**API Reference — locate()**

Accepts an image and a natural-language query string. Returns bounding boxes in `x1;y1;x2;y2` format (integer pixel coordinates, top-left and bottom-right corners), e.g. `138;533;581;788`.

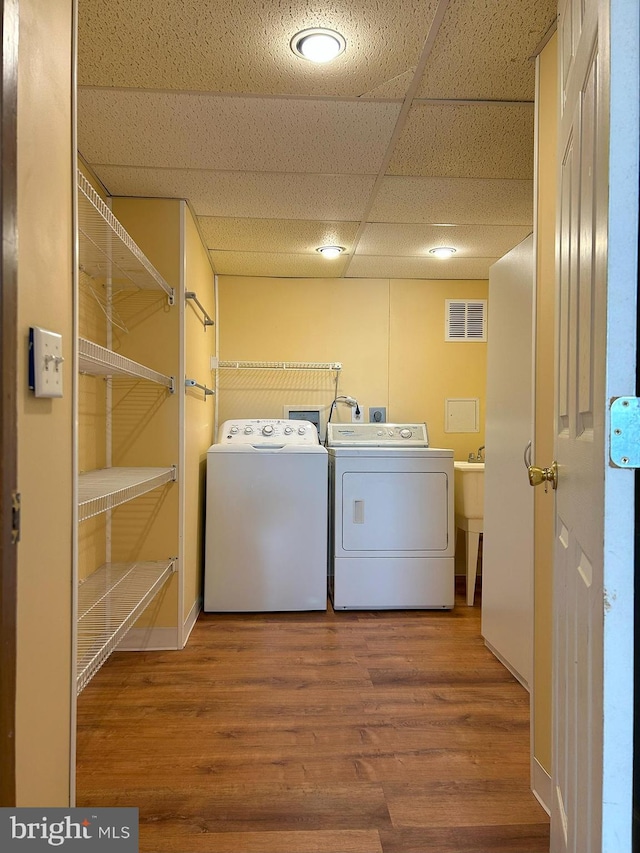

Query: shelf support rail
184;378;215;399
185;291;214;328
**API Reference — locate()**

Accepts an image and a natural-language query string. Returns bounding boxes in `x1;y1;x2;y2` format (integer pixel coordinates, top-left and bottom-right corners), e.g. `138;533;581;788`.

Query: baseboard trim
532;757;552;815
484;638;529;691
183;597;201;647
118;626;180;651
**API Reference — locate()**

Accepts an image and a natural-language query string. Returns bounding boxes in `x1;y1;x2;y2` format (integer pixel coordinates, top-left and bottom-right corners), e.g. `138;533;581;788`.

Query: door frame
0;0;19;808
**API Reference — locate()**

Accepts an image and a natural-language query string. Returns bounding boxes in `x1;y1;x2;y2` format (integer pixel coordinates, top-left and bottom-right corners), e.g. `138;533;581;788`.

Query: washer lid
326;422;429;447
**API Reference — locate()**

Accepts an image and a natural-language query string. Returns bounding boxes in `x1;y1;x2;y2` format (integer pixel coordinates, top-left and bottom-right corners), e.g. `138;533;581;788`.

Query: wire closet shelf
77;171;174;301
78;337;175;390
76;560;176;693
217;360;342;371
78;467;177;522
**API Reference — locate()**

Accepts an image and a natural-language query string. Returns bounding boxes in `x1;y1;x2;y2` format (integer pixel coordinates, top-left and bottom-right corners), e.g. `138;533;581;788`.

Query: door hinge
610;397;640;467
11;491;21;544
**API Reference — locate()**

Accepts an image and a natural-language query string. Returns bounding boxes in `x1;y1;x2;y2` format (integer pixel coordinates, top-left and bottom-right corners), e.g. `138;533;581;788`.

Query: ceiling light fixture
429;247;457;259
317;245;345;259
291;28;346;63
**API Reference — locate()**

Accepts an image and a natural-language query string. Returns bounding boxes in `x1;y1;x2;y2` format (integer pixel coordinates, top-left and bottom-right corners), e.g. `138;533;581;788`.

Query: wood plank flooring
76;581;550;852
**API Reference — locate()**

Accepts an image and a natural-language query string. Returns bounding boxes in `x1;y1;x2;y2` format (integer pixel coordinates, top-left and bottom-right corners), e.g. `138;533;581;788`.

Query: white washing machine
327;422;454;609
204;419;328;612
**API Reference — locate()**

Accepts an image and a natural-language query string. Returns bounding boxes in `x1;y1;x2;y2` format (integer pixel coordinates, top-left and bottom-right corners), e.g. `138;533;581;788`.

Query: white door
552;0;638;850
482;235;534;688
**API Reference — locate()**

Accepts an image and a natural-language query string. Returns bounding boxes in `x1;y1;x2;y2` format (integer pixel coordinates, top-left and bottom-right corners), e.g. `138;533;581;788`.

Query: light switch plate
29;326;64;398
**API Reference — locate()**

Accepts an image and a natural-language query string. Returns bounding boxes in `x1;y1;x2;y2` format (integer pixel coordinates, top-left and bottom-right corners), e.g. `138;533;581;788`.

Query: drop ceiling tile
346;255;497;280
199;217;359;254
210;251;349;278
78;0;439;98
78;89;401;174
369;177;533;226
388;102;534;179
93;166;377;221
415;0;557;100
356;223;531;258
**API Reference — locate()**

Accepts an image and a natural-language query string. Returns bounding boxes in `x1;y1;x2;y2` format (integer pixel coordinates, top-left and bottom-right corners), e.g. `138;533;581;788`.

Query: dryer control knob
244;426;254;435
262;424;274;436
229;426;239;434
400;428;412;438
284;426;294;435
297;426;307;435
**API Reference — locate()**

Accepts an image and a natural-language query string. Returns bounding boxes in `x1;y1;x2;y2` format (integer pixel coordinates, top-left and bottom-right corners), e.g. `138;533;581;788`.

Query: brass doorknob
528;461;558;491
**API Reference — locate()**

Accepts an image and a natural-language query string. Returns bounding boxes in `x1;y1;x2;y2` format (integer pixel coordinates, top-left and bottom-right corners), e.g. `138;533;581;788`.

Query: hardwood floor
76;580;550;852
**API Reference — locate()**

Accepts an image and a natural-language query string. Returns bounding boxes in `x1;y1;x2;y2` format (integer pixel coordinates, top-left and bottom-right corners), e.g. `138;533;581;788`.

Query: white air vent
445;300;487;341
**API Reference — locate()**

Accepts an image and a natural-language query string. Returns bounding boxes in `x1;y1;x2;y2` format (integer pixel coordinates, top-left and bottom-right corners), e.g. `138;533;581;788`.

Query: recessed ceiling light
429;247;457;259
317;245;345;259
291;28;346;63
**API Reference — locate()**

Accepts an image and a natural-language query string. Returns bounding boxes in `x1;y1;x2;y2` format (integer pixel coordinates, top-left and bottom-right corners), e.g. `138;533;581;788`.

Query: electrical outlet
369;407;386;423
351;406;364;423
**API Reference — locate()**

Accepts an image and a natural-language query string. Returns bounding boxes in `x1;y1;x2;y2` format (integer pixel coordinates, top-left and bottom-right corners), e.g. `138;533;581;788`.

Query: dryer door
341;471;448;552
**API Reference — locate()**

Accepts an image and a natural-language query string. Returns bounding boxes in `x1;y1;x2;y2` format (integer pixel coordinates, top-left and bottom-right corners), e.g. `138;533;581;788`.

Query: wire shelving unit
75;170;181;693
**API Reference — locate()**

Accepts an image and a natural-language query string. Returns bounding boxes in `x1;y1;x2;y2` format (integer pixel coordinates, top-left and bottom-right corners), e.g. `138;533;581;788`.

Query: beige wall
109;198;182;629
15;0;73;805
389;279;488;456
533;32;558;778
218;276;487;459
183;207;216;623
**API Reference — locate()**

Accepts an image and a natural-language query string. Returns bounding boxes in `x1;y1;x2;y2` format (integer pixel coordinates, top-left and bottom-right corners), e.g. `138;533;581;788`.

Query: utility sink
454;461;485;519
454;462;485;606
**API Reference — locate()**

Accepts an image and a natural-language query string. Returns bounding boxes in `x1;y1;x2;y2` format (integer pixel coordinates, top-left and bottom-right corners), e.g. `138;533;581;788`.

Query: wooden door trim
0;0;19;807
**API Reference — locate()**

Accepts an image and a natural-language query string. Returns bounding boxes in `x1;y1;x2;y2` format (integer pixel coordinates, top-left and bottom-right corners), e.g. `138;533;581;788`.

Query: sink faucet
477;446;485;461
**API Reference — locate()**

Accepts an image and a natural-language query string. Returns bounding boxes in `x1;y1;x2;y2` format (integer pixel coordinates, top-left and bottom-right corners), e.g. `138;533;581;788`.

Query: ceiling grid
77;0;557;279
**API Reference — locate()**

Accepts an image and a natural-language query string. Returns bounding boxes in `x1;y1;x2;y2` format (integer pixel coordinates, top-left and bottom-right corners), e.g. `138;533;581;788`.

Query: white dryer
327;423;454;609
204;419;328;612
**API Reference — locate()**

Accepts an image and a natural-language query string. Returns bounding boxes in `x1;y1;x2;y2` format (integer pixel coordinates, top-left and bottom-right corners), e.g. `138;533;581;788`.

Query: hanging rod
185;291;214;327
185;378;215;398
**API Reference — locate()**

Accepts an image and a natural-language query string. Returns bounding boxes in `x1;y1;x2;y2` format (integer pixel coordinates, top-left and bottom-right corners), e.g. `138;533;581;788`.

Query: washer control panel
326;422;429;447
218;418;320;445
